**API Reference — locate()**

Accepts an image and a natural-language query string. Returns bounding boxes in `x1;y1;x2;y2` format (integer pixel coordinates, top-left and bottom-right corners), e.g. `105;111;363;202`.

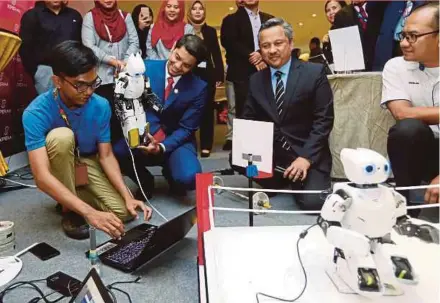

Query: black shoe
201;150;211;158
55;203;63;215
222;140;232;151
137;175;155;200
61;212;90;240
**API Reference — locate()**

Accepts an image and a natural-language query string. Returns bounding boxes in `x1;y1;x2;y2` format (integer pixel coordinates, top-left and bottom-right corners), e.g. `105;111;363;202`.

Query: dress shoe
61;212;90;240
222;140;232;151
201;150;211;158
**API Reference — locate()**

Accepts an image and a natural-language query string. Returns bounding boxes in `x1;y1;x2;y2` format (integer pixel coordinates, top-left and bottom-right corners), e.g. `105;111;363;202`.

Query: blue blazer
145;60;207;154
373;1;423;71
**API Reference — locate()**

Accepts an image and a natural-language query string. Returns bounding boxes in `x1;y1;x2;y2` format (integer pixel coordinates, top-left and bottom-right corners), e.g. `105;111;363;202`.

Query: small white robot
113;53;163;148
318;148;417;298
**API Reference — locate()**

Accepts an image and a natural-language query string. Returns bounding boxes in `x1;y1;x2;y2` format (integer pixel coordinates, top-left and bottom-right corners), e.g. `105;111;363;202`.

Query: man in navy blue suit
114;35;208;196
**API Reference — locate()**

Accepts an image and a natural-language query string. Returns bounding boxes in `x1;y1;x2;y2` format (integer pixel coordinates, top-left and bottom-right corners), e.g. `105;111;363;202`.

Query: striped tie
275;71;285;116
274;71;291;151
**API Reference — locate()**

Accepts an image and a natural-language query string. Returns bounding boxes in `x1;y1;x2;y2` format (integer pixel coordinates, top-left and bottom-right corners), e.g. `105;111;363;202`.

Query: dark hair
132;4;154;27
292;48;301;59
411;2;439;30
50;41;97;77
175;34;208;63
324;0;347;12
310;37;320;45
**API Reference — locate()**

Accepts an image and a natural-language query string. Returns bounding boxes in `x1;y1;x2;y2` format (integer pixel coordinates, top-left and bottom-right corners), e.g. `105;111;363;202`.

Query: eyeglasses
397;30;439;43
61;76;102;93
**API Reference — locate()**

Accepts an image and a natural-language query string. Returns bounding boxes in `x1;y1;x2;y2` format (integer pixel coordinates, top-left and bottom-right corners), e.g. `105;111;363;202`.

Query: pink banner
0;0;35;34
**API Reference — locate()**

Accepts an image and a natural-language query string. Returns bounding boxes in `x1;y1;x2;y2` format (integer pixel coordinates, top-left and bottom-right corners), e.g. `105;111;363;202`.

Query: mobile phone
30;242;60;261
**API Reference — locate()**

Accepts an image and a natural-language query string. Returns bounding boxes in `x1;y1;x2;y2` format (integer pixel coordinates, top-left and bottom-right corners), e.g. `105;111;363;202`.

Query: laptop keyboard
106;227;156;265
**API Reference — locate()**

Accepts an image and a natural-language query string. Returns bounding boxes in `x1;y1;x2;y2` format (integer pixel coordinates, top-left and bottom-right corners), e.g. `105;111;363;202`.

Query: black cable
106;277;140;303
109;286;132;303
0;281;65;303
106;287;118;303
255;224;318;303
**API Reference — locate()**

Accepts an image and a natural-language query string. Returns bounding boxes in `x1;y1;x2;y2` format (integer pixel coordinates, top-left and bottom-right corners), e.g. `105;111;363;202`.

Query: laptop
88;207;197;273
69;268;113;303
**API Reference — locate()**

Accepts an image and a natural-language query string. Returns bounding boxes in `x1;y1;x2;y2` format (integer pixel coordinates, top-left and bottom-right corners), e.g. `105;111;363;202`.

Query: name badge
198;61;207;68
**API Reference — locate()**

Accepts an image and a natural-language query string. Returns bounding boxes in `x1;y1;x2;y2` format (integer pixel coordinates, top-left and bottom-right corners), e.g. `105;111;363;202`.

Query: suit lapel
147;61;166;101
262;69;280;124
281;59;302;122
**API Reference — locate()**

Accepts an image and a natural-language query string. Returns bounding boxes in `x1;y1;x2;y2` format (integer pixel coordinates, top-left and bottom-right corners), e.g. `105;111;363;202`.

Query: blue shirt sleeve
98;101;111;143
22;110;51;151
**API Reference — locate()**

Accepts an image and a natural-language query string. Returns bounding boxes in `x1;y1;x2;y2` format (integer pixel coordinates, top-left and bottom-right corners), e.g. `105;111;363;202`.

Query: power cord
0;280;65;303
106;276;141;303
255;224;318;303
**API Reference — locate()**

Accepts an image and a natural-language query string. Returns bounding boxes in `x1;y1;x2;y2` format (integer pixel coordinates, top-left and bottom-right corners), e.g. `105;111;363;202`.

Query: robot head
125;53;145;77
340;148;391;185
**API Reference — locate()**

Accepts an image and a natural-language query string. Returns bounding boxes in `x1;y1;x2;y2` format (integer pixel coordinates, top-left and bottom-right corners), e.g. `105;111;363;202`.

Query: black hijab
131;4;154;58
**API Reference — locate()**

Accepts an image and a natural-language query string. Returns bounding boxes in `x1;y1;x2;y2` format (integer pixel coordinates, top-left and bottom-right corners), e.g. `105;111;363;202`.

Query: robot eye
364;164;376;175
384;164;389;172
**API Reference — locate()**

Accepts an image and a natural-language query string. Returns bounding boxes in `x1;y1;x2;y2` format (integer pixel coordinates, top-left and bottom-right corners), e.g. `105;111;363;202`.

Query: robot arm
320;189;353;226
114;75;130;122
141;77;163;115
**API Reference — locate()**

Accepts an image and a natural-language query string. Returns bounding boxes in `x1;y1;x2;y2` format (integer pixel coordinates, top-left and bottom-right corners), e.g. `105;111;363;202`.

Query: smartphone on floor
29;242;60;261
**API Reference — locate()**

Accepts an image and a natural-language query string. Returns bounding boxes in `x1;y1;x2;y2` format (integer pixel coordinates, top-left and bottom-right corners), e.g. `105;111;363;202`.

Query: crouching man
22;41;152;240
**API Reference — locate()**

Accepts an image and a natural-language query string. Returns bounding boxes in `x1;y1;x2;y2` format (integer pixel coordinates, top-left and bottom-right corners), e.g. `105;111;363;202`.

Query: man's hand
322;33;330;44
137;134;162;155
85;210;125;240
216;81;223;87
249;52;262;65
125;198;153;221
255;61;267;71
424;175;439;204
283;157;311;182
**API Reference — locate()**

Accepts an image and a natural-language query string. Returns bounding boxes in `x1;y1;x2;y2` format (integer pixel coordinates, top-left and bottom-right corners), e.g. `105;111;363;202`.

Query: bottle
89;227;102;277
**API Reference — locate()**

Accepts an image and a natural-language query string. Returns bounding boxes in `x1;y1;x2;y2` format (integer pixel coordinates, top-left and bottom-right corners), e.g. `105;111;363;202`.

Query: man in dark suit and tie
114;35;208;196
332;0;387;71
239;18;334;210
220;0;273;150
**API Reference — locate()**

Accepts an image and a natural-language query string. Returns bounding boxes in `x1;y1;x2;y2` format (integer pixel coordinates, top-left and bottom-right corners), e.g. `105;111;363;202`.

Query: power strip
0;221;15;253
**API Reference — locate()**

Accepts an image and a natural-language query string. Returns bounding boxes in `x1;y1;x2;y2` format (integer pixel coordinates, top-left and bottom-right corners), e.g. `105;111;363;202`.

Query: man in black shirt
19;1;82;94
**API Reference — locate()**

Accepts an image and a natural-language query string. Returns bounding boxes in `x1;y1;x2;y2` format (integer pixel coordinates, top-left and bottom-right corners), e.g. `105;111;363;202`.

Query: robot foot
391;256;417;284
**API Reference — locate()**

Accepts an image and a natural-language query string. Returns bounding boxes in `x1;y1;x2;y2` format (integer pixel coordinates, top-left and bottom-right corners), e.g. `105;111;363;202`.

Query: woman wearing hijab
322;1;347;64
187;0;224;157
132;4;154;58
146;0;194;60
82;0;142;161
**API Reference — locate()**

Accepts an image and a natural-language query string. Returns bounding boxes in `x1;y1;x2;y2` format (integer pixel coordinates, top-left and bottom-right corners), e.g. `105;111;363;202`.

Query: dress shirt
244;7;261;52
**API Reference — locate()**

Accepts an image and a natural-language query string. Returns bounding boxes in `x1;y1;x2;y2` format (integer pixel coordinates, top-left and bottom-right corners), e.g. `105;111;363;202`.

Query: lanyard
53;89;81;159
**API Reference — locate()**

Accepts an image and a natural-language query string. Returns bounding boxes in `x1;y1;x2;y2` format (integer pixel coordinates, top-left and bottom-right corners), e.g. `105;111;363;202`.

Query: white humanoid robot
318;148;418;298
114;53;163;148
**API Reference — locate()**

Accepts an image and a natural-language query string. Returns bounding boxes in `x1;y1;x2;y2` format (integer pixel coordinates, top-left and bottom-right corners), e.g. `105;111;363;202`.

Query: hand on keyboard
86;210;125;240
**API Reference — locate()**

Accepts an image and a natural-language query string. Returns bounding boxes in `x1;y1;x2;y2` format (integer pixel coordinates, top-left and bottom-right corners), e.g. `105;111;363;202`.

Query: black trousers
387;119;439;205
232;79;249;119
229;151;331;210
94;84;124;143
199;83;216;151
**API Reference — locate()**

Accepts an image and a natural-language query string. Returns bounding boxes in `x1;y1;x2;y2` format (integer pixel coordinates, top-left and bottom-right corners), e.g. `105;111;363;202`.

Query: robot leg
326;226;383;298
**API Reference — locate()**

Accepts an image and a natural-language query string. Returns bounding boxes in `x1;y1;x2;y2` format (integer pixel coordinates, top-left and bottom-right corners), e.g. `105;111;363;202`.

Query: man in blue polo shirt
22;41;151;240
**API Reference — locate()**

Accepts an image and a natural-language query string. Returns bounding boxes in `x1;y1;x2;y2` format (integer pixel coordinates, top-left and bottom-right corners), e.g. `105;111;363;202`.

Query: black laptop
88;207;197;273
69;268;113;303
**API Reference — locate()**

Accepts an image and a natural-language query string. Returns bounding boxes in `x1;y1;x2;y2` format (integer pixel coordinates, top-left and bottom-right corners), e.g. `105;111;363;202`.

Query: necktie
164;77;174;100
275;71;285;116
274;71;291;151
357;5;368;31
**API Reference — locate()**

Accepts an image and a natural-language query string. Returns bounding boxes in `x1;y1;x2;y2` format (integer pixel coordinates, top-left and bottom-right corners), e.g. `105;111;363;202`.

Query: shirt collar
270;58;292;79
354;3;367;12
165;61;182;85
244;7;260;17
42;3;66;15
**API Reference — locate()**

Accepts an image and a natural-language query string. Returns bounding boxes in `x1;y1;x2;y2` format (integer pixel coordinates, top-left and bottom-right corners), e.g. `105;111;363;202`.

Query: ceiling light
312;13;317;17
229;7;234;11
298;22;304;27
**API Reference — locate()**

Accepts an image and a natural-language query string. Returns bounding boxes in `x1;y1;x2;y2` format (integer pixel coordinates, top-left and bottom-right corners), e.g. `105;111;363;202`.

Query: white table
202;225;439;303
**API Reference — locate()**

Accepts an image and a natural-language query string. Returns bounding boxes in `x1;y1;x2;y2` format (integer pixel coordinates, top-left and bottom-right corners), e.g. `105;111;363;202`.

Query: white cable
0;177;37;188
126;140;168;222
212;183;440;195
207;186;216;229
395;184;439;191
407;204;440;210
14;242;39;258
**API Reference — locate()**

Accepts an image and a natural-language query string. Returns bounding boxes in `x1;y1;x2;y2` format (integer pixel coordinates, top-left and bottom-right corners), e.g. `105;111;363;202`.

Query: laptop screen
70;268;113;303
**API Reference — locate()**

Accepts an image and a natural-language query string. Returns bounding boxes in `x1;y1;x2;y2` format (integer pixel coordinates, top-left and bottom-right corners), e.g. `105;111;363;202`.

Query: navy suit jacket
242;58;334;173
373;1;424;71
145;60;207;154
